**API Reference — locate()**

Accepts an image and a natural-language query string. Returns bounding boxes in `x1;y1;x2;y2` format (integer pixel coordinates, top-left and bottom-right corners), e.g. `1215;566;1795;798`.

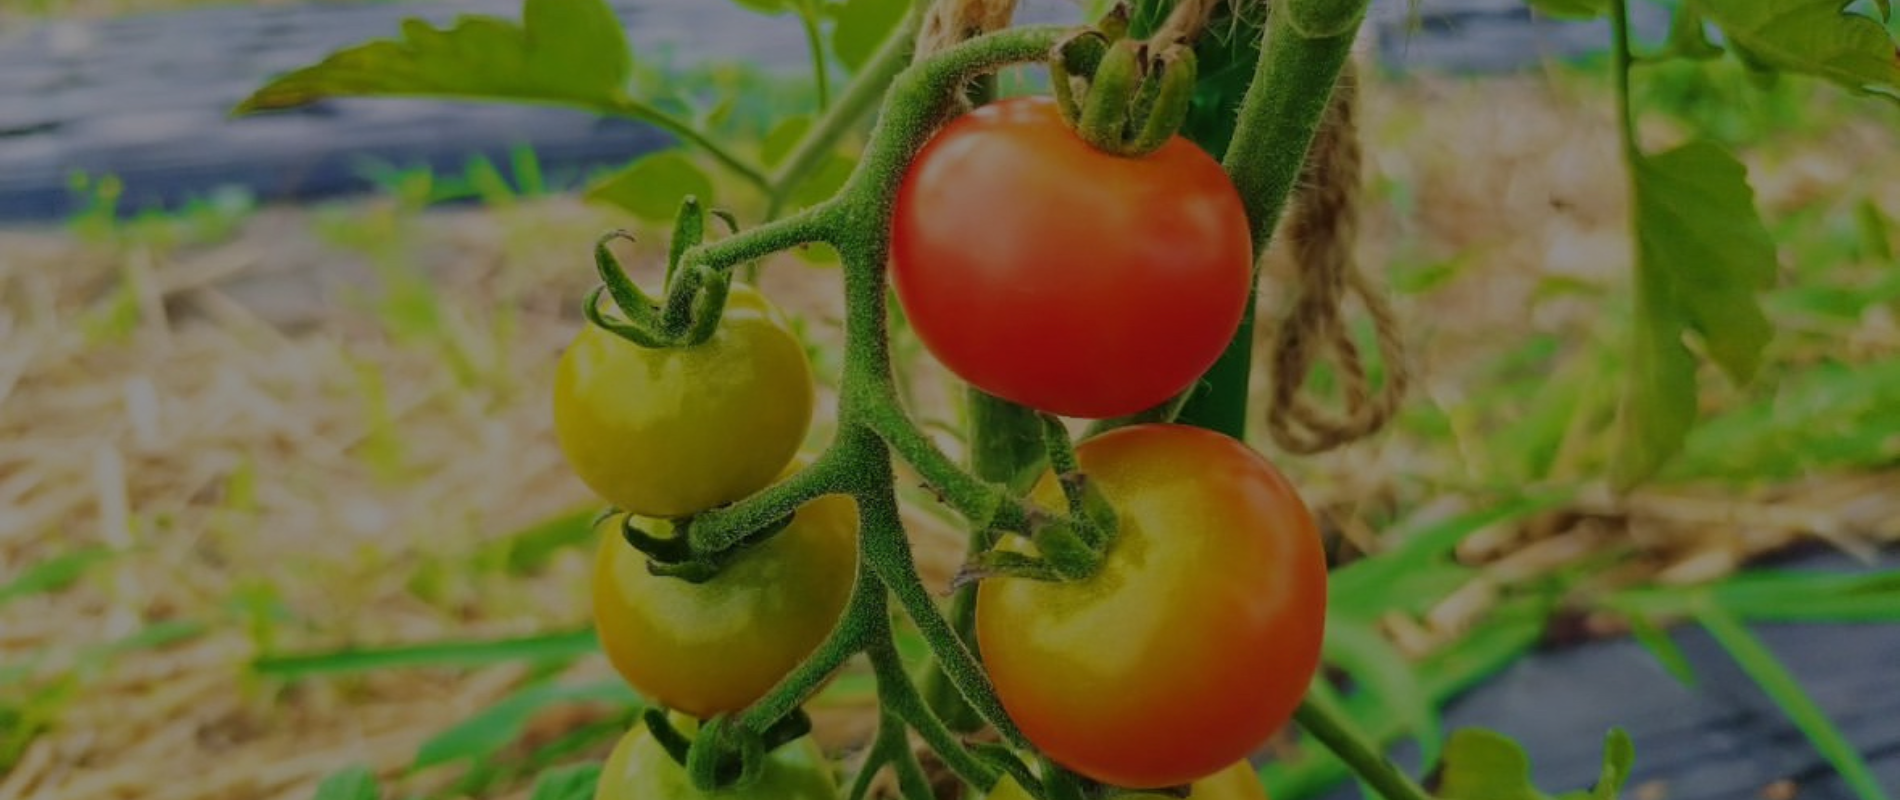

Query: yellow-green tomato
593;488;858;717
554;285;814;518
594;717;837;800
983;760;1267;800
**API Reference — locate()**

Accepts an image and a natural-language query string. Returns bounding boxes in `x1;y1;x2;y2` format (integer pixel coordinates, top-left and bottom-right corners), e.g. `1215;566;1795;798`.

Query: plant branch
1609;0;1642;160
868;633;1003;790
606;97;774;194
736;560;881;733
798;0;833;112
769;8;925;212
1293;692;1433;800
687;443;855;556
1176;0;1366;435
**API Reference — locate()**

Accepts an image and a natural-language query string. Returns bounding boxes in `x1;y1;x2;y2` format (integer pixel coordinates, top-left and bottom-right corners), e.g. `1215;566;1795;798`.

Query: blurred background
1;1;1898;799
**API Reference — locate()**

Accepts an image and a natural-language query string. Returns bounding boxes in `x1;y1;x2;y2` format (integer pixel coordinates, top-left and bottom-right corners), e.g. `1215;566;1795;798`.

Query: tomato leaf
311;767;380;800
1665;7;1724;60
414;680;638;769
762;115;815;168
586;151;716;222
527;764;604;800
1615;141;1776;487
235;0;632;114
830;0;906;73
1687;0;1900;100
1525;0;1607;20
1436;729;1542;800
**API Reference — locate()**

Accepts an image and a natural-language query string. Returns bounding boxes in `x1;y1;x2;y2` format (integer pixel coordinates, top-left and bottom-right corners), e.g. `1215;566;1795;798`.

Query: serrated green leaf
236;0;632;114
762;116;814;167
529;764;604;800
831;0;907;72
1322;617;1443;771
1666;7;1724;60
1688;0;1900;99
1615;141;1776;486
587;151;715;222
415;680;638;768
1526;0;1607;20
311;767;380;800
1438;729;1541;800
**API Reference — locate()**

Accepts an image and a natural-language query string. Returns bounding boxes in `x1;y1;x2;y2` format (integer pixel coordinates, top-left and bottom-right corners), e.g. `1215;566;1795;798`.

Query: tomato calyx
617;512;798;584
642;707;818;793
953;417;1124;587
587;198;750;350
1049;24;1198;158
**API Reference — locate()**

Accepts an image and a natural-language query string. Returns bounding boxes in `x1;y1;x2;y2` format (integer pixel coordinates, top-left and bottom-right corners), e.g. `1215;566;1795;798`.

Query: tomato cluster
556;82;1324;800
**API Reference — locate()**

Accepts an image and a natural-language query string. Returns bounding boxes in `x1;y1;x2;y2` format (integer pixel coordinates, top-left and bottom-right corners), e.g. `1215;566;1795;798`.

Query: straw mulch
2;72;1898;800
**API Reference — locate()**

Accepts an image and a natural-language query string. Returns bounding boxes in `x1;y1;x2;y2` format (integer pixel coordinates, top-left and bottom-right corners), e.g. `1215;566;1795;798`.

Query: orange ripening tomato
976;424;1327;789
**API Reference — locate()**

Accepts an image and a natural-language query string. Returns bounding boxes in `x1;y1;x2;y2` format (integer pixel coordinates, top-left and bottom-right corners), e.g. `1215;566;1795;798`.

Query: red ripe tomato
975;424;1327;789
890;96;1253;419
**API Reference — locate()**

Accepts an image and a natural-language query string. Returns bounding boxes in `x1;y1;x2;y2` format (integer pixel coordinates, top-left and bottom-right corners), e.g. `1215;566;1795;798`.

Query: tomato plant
236;0;1900;793
890;96;1253;419
593;483;858;718
976;424;1327;789
595;715;838;800
552;284;814;519
985;760;1268;800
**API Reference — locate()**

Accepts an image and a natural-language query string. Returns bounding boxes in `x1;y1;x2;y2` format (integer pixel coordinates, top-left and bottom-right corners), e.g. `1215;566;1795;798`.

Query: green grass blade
1324;616;1444;771
311;767;381;800
415;679;637;769
1696;603;1893;800
0;548;113;608
254;629;597;679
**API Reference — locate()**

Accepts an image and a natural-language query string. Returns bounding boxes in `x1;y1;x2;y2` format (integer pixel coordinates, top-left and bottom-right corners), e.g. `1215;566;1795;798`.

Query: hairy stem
869;632;1002;790
736;560;881;732
1175;0;1365;436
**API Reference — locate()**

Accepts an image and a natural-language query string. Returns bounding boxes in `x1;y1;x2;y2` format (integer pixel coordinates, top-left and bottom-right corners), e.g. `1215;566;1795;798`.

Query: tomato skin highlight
984;760;1268;800
553;285;814;519
592;487;858;718
890;96;1254;419
594;716;838;800
975;424;1327;789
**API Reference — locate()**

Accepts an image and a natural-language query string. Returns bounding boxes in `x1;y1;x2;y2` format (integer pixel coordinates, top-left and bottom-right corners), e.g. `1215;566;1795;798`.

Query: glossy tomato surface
975;424;1326;789
984;760;1267;800
594;716;837;800
593;485;857;717
890;96;1253;419
554;285;813;518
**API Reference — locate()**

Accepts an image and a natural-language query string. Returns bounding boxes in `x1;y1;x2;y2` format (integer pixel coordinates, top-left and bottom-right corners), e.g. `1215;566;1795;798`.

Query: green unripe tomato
594;716;838;800
553;285;814;518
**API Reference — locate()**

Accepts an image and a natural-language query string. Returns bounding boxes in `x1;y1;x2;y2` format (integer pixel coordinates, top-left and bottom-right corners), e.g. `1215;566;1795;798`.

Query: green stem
687;444;853;556
1609;0;1642;161
797;0;833;112
869;634;1002;790
770;8;922;211
1293;694;1433;800
860;476;1027;747
864;398;1027;534
1175;0;1366;437
607;97;773;195
735;560;881;733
